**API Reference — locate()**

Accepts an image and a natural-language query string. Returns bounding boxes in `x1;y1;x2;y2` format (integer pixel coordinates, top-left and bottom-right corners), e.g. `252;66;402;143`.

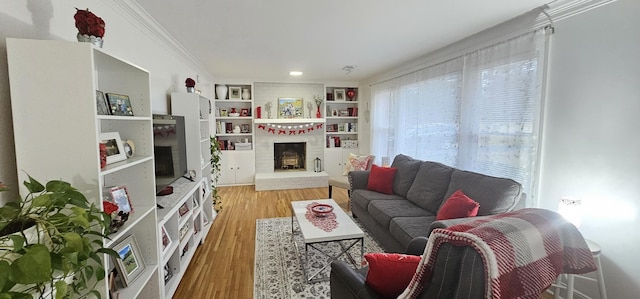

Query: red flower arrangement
185;78;196;88
103;200;119;215
74;8;105;37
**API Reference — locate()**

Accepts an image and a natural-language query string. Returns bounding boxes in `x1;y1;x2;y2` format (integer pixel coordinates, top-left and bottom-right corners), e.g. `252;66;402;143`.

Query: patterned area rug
254;217;384;298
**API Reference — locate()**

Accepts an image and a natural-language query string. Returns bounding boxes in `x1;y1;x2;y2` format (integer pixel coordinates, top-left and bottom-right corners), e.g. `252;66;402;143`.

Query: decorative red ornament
346;88;356;100
103;200;119;215
185;78;196;87
74;8;106;37
258;124;266;130
278;130;286;135
298;129;306;134
268;128;275;134
289;130;296;135
307;127;314;132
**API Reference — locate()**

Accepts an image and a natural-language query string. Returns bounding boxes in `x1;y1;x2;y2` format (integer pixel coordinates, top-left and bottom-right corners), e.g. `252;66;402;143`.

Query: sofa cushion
365;253;421;299
368;200;431;228
367;164;397;195
351;189;405;212
442;170;522;216
406;161;455;213
342;153;373;175
389;216;437;249
390;154;423;197
436;190;480;220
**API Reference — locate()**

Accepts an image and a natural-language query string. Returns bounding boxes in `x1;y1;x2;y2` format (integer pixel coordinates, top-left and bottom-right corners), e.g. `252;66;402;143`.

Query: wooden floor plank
173;185;346;298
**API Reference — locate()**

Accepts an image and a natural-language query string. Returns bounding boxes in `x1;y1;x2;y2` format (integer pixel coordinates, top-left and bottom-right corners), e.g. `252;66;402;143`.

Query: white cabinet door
324;148;345;177
218;150;255;185
235;151;255;184
219;151;237;185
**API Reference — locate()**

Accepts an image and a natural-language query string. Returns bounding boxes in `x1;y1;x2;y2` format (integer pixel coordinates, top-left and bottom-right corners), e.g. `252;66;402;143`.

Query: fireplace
274;142;306;171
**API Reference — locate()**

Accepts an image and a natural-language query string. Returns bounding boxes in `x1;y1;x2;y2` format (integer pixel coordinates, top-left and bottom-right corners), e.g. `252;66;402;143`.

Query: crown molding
545;0;617;22
101;0;212;78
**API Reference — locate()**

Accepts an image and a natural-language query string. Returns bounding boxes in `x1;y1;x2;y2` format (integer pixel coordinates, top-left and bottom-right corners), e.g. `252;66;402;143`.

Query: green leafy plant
0;176;117;299
210;136;223;213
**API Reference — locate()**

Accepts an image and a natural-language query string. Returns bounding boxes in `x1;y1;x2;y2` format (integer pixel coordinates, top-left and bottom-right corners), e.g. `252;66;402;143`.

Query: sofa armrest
349;170;370;190
406;236;430;255
428;215;497;235
330;261;381;299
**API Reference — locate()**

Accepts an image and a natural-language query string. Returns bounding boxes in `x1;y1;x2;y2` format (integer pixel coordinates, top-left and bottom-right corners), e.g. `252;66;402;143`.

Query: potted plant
0;176;117;299
210;136;223;213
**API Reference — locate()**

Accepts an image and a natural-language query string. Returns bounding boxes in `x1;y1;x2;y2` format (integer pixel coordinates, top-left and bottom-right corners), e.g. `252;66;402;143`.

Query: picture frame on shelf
203;212;210;225
334;89;346;101
240;108;249;117
278;98;304;119
100;132;127;164
164;263;173;284
108;186;133;213
96;90;110;115
106;93;134;116
241;124;250;133
229;87;242;100
179;222;190;241
161;225;172;254
178;202;189;217
112;234;146;287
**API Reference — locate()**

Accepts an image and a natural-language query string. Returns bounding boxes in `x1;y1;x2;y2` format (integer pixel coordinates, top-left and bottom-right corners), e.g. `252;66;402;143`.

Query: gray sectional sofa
349;154;524;253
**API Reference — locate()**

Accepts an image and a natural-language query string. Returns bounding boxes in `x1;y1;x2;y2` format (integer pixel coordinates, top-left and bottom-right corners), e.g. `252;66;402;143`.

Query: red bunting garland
255;123;323;134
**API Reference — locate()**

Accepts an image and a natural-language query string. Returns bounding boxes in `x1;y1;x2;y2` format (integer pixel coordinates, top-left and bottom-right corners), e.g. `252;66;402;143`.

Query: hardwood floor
172;185;554;299
172;185;350;298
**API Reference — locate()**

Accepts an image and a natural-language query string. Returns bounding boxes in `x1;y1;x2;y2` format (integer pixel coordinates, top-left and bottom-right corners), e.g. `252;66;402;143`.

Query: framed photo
100;132;127;164
108;186;133;213
229;87;242;100
334;89;346;101
112;235;146;287
96;90;110;115
277;98;304;119
178;202;189;217
106;93;134;116
240;108;249;117
161;225;172;254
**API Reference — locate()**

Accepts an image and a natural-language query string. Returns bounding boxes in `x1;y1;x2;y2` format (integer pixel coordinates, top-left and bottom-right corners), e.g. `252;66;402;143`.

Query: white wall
0;0;213;203
538;0;640;297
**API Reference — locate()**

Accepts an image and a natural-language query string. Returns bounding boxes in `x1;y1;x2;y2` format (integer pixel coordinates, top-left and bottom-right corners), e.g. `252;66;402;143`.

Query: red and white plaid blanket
398;208;596;299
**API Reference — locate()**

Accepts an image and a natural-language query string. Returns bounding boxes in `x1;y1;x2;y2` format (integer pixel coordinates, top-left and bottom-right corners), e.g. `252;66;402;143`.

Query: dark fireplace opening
274;142;306;171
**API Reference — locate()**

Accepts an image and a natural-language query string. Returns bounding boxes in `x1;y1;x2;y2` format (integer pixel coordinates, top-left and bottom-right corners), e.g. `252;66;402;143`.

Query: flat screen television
153;114;188;195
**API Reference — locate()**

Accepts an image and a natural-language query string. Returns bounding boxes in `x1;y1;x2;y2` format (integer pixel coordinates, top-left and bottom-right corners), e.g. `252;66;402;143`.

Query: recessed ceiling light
289;71;303;76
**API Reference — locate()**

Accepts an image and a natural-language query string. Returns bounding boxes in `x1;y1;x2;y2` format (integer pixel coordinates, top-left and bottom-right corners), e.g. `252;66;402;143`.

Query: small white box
235;142;252;150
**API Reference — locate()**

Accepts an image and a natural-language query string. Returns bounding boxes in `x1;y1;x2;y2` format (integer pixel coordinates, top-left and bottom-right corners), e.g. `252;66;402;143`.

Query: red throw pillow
366;164;397;195
436;190;480;220
365;253;421;299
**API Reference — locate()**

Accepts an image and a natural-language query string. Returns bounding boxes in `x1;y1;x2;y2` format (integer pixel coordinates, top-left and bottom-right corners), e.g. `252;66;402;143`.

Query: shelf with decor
214;83;255;154
155;177;209;299
324;86;359;150
7;38;159;298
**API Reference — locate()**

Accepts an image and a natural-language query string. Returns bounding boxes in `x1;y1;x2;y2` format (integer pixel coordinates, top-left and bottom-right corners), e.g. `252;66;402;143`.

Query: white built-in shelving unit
7;38;159;298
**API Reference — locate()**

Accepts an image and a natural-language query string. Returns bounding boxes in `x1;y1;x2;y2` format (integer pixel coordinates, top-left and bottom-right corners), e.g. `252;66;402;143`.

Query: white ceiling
134;0;550;82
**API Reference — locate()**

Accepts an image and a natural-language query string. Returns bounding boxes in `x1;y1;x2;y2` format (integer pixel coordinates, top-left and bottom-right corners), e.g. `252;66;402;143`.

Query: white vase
216;85;228;100
242;88;251;100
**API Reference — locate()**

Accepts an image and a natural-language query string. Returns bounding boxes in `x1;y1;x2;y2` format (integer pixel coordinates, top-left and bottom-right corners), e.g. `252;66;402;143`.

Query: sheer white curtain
371;29;548;200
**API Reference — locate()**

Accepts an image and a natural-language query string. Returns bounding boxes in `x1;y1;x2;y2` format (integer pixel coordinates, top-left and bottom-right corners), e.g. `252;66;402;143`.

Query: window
372;30;547;201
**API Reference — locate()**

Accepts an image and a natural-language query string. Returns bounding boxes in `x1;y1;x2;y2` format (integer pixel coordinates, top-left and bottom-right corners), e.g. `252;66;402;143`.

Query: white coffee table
290;198;364;283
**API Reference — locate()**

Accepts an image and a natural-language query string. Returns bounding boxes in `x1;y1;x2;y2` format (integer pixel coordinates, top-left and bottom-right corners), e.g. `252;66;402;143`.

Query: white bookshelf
7;38;159;298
